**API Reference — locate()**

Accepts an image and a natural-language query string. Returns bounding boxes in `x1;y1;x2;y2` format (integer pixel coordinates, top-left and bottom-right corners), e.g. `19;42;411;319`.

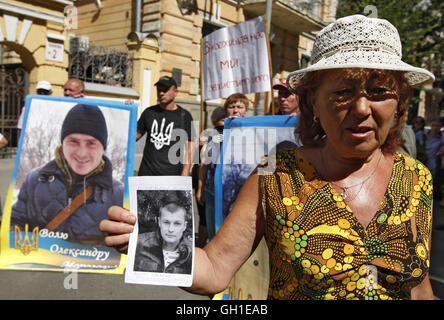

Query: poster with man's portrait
0;95;138;274
125;176;194;287
213;115;300;300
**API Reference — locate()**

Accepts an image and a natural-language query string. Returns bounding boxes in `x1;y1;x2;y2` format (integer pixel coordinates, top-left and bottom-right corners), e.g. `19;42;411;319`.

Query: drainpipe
136;0;142;33
265;0;272;32
257;0;273;115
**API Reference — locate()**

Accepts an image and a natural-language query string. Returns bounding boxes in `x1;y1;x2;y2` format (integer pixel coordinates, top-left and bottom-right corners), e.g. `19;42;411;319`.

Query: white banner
202;16;271;100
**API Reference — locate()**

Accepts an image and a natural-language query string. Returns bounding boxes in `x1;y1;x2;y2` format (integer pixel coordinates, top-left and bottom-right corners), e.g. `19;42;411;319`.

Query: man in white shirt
17;80;53;130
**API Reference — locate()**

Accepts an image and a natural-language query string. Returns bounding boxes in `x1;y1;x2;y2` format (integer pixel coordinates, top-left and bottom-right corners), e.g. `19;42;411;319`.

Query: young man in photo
10;104;123;245
134;192;192;274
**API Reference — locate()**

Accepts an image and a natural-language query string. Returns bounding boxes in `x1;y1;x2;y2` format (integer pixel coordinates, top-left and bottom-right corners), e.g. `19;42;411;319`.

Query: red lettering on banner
203;32;264;56
208;75;269;92
252;74;269;82
250;32;264;41
220;58;240;70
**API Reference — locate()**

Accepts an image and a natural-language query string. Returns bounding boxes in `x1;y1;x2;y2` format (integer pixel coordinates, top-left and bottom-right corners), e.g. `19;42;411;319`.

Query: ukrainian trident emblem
150;118;174;150
14;224;39;255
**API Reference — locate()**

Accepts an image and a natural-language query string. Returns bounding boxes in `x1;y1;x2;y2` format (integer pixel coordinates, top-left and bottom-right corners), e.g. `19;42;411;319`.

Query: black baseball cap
155;76;177;88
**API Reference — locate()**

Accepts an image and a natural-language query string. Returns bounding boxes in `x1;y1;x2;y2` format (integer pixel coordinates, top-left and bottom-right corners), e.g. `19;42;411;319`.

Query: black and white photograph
125;176;194;287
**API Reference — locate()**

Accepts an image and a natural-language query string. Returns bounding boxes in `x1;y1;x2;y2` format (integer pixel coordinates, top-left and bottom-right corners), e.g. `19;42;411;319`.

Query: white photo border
125;176;194;287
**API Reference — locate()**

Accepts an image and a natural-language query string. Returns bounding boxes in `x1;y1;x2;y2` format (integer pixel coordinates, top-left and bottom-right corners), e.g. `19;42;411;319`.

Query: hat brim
273;84;288;90
155;79;177;88
36;85;52;91
287;50;435;91
155;81;173;87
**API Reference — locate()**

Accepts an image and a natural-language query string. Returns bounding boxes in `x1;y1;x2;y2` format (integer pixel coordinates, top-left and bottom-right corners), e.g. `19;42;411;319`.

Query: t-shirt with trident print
137;104;193;176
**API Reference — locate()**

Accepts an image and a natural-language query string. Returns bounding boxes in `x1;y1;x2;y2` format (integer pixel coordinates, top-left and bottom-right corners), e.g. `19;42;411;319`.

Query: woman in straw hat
100;15;435;299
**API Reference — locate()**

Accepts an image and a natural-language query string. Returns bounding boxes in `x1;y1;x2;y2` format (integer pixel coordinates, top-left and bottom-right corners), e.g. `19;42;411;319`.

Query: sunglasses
37;89;51;95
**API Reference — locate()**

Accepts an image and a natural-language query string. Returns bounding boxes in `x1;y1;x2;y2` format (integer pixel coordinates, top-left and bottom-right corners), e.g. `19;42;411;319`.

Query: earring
313;115;319;123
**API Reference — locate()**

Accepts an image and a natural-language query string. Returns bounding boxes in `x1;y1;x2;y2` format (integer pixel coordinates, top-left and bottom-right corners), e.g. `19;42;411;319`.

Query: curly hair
293;68;413;153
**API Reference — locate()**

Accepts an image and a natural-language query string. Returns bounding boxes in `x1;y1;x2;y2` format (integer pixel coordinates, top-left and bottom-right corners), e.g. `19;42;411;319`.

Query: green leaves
336;0;444;100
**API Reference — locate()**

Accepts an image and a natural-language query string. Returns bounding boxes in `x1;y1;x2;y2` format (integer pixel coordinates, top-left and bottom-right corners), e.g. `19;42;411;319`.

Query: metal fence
0;64;27;156
68;38;134;88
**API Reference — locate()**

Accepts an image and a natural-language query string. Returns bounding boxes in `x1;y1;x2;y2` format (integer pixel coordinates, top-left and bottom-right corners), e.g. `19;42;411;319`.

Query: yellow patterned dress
262;149;433;300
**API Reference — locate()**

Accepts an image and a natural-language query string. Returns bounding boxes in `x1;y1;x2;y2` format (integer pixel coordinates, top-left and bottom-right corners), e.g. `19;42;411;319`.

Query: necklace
319;149;383;202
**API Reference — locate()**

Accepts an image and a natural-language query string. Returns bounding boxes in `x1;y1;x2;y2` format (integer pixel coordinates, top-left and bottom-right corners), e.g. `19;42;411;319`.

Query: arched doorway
0;44;29;157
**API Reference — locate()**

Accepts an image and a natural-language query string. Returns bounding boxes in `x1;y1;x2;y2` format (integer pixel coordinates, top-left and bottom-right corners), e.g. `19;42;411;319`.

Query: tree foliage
336;0;444;89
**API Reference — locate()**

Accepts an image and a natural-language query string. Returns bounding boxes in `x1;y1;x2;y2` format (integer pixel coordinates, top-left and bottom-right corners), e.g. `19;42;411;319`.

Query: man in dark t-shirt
137;76;194;176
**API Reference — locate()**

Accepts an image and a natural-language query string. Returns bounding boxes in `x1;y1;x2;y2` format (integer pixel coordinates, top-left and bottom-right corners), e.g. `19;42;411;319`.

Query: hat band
313;44;400;64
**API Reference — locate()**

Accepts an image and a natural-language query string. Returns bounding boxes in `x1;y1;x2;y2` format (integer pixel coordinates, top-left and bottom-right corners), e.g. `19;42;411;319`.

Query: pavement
1;147;444;300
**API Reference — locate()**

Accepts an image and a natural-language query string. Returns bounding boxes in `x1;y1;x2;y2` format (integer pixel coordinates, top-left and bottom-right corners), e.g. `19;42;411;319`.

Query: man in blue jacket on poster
10;104;123;245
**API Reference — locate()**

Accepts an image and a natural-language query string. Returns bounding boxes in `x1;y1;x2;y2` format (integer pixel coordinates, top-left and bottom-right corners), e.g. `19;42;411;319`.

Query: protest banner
212;115;300;299
0;95;137;274
200;16;274;125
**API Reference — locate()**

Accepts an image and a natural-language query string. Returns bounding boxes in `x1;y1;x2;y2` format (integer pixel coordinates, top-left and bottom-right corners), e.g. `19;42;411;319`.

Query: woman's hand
99;206;136;253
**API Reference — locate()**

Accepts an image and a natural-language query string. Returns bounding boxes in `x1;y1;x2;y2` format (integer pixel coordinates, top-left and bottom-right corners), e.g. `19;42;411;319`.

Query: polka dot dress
262;149;433;300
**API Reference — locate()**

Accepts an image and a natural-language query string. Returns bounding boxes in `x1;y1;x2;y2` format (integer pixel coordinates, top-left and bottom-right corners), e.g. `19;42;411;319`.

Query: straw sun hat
287;14;435;91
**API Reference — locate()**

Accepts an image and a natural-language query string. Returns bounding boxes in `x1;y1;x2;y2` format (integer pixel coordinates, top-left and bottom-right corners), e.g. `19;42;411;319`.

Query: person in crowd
64;78;85;98
416;118;444;200
197;95;250;240
0;132;8;210
273;80;300;115
223;93;249;119
196;106;229;240
192;137;207;248
136;76;194;176
100;15;435;299
36;80;53;96
0;132;8;149
11;104;123;244
412;116;426;134
192;107;225;248
134;192;192;274
19;78;85;130
17;80;53;130
270;80;303;146
413;116;428;164
396;109;416;158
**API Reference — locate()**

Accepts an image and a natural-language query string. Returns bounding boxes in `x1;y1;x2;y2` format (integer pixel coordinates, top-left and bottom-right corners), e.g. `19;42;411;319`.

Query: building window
68;37;133;88
202;21;219;37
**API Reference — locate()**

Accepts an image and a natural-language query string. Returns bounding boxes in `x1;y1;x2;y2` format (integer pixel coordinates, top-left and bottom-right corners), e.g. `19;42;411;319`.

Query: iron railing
68;38;133;88
0;64;27;156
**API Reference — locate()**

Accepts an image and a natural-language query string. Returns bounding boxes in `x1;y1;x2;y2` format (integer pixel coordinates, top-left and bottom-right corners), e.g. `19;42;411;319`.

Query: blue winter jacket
10;156;123;244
